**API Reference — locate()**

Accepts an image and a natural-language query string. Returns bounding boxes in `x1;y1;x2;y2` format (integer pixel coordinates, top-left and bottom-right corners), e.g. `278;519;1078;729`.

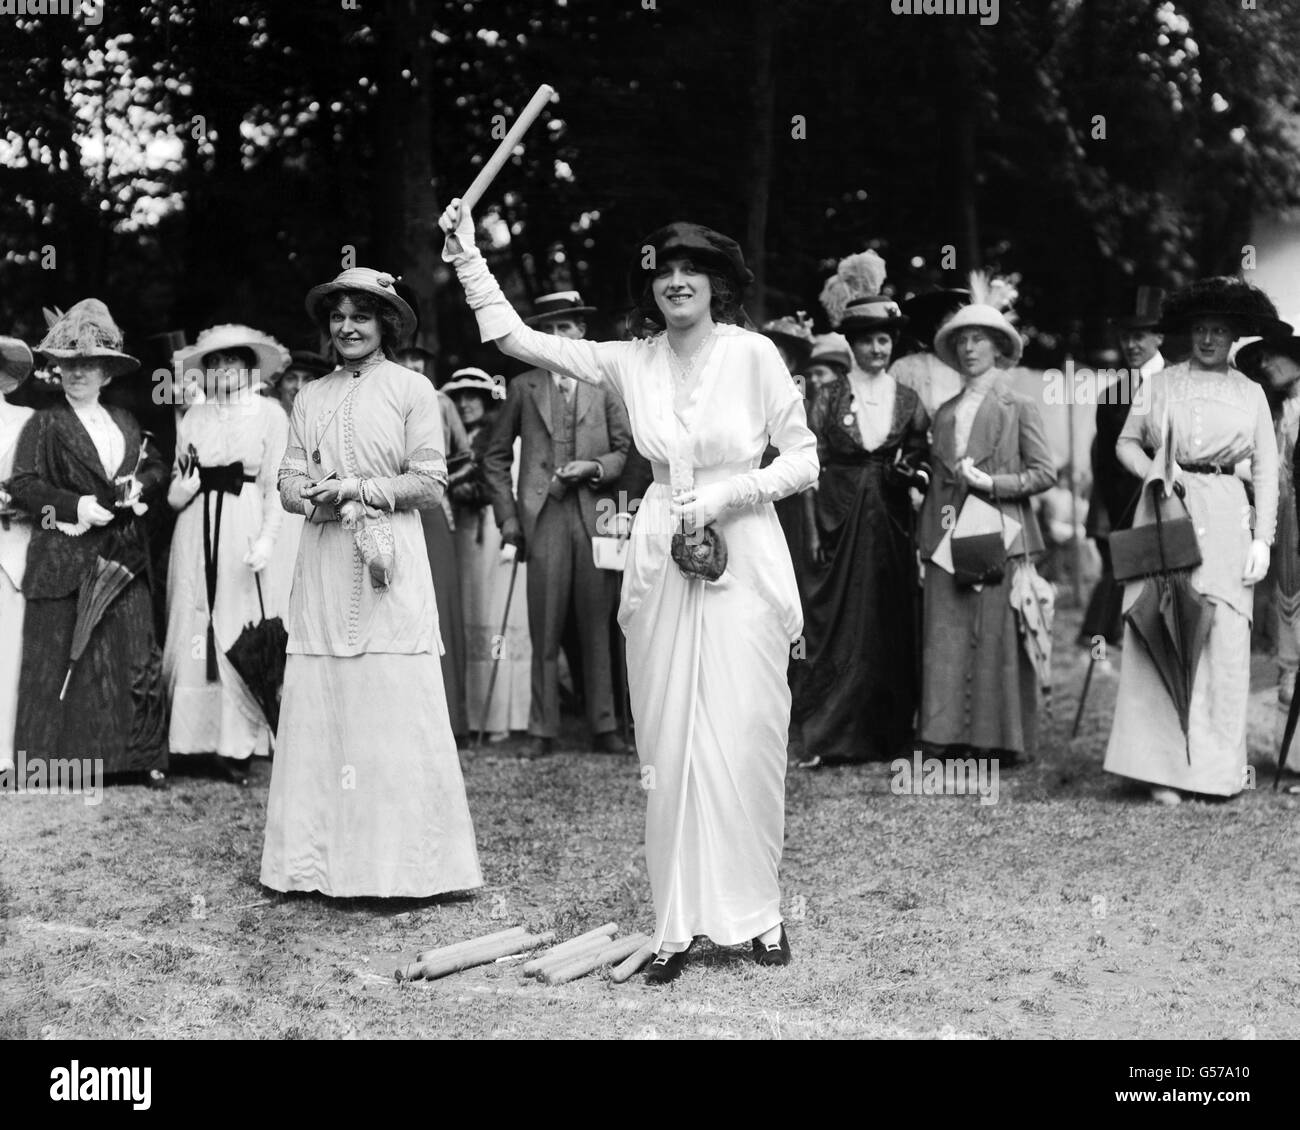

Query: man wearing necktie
482;291;632;757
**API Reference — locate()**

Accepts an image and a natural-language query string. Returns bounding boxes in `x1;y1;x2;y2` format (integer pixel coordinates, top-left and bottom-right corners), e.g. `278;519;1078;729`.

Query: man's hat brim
525;306;597;326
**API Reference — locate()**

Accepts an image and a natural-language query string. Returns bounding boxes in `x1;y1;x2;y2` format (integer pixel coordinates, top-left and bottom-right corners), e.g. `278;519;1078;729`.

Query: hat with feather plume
933;271;1023;371
1156;276;1291;339
36;298;140;377
819;251;907;334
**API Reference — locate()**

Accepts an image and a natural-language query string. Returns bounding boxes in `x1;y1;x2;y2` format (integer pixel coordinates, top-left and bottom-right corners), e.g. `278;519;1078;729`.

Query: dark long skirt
421;505;467;736
919;566;1038;756
792;465;918;761
16;578;168;773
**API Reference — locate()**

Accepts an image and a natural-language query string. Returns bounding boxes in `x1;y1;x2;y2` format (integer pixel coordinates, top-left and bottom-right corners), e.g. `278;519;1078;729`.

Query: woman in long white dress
163;326;290;782
0;337;35;776
441;203;818;982
444;367;531;738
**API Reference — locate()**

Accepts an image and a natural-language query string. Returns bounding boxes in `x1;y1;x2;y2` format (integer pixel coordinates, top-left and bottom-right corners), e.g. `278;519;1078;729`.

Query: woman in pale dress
260;267;481;898
444;367;531;739
0;337;35;777
163;326;290;783
441;202;818;982
1104;278;1283;803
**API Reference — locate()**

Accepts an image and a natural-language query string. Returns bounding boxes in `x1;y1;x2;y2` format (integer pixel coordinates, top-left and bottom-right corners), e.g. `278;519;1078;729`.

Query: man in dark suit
1079;286;1165;652
483;291;632;757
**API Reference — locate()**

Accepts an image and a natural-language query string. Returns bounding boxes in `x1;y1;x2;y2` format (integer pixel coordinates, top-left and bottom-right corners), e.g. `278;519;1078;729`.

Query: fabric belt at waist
199;462;257;494
1180;462;1234;475
650;461;754;487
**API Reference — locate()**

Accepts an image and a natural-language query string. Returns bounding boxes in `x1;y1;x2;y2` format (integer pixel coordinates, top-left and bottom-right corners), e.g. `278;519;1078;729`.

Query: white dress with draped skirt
471;317;818;950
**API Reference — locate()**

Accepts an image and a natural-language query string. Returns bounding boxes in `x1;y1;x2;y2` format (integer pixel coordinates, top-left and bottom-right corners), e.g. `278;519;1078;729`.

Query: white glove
438;197;477;260
77;495;113;527
168;466;201;511
1243;539;1270;585
243;535;274;573
670;481;736;532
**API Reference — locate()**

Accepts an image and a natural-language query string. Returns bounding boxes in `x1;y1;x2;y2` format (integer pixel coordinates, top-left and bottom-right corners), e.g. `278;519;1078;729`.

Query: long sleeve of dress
445;242;628;392
728;341;820;508
279;393;314;517
989;398;1056;500
9;412;82;524
1249;384;1279;546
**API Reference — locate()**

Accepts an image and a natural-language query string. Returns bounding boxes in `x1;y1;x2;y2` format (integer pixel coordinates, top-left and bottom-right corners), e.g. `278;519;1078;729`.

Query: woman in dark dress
794;301;930;766
10;300;169;785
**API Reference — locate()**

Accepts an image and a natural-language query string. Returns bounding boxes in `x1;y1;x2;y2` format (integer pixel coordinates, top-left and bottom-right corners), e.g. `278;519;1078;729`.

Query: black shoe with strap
643;946;691;986
752;925;791;967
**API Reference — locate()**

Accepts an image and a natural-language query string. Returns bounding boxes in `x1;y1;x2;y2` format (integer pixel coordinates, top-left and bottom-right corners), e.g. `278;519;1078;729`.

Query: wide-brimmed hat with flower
933;272;1024;371
1157;276;1292;339
442;366;505;401
761;311;815;359
0;336;34;388
807;332;853;374
305;267;417;340
173;324;291;384
37;299;140;377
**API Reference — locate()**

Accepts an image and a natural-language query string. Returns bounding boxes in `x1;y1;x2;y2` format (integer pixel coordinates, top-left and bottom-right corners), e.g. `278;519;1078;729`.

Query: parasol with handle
225;558;289;736
60;526;148;701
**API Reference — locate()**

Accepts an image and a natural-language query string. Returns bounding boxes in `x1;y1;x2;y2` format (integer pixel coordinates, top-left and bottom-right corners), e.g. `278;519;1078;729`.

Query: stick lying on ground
609;941;655;985
415;925;528;966
395;928;554;982
542;933;651;986
522;922;619;978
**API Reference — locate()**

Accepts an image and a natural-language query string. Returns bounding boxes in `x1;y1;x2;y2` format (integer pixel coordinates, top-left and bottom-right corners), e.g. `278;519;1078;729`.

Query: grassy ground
2;604;1298;1040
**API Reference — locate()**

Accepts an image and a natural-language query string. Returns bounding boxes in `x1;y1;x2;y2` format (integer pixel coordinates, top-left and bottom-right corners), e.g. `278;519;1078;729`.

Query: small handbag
671;524;728;581
1110;483;1201;581
951;530;1006;587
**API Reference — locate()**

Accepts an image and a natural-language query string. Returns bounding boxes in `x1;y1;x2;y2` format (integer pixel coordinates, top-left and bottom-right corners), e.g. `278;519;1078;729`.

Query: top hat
1156;277;1292;339
1110;285;1166;331
37;299;140;378
173;324;291;383
305;267;417;340
525;291;597;326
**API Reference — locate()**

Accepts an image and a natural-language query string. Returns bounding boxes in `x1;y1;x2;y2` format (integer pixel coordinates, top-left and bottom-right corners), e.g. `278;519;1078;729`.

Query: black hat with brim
1234;335;1300;380
632;222;754;297
1156;277;1292;339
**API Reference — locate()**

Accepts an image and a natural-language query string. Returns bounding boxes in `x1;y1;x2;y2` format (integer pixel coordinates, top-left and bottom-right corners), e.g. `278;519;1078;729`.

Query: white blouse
72;399;125;478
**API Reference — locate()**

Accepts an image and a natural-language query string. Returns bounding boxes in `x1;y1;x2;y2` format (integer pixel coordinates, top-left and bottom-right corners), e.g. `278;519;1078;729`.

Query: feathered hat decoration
967;270;1020;318
819;250;888;329
37;298;140;377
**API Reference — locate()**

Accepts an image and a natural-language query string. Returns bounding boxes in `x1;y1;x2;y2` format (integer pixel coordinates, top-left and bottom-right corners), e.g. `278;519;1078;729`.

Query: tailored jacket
917;376;1056;561
483;367;632;545
9;403;167;600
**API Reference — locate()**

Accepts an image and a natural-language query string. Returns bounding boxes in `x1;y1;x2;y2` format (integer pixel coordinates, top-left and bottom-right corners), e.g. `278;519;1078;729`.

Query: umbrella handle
476;556;520;749
248;537;267;619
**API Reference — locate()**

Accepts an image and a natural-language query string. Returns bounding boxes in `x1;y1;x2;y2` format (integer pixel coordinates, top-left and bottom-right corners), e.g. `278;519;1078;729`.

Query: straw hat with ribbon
305;268;417;341
172;325;291;384
933;271;1024;371
442;366;505;401
36;299;140;378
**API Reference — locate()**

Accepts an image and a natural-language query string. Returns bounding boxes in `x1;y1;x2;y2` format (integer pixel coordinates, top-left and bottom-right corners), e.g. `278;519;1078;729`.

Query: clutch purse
951;531;1006;587
670;524;727;581
1110;487;1201;581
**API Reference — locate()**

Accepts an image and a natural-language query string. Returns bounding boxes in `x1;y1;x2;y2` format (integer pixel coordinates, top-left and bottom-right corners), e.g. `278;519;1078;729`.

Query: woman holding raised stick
440;200;818;984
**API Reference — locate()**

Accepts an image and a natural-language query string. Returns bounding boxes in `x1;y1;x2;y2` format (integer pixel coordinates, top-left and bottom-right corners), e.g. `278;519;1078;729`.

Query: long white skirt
626;565;788;951
260;652;483;898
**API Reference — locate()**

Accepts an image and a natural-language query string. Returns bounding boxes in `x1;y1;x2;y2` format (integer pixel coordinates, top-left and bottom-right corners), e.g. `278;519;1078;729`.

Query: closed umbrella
225;573;288;735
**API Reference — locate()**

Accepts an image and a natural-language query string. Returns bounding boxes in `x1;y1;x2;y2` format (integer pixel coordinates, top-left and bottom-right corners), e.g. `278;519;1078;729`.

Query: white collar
1140;352;1164;379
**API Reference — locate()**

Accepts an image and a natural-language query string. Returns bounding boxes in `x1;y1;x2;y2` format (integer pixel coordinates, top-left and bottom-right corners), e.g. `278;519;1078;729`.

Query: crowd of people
1;207;1297;982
